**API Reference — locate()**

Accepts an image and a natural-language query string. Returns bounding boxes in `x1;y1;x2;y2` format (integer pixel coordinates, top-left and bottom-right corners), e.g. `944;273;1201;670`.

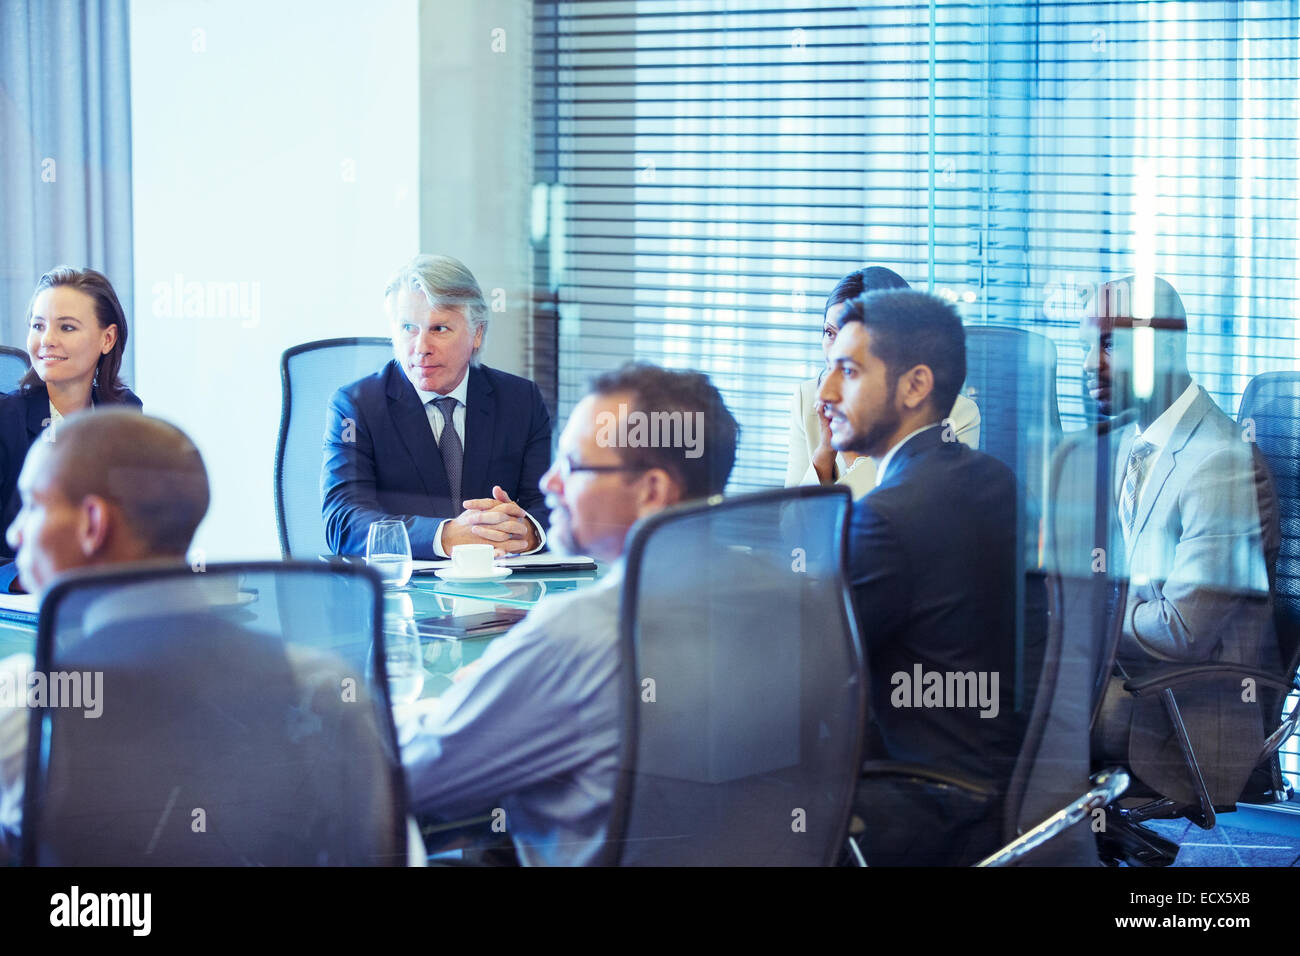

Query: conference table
0;563;603;864
381;565;602;701
0;564;604;702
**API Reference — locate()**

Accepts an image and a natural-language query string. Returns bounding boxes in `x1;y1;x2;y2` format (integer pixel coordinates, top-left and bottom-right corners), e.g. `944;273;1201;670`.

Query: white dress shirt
415;371;546;558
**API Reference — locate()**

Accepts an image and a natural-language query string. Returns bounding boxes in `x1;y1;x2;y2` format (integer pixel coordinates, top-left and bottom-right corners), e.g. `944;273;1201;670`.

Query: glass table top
0;567;604;704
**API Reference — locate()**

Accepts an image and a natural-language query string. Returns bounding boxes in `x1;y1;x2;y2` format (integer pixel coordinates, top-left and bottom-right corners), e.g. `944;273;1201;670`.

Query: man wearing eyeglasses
399;362;739;865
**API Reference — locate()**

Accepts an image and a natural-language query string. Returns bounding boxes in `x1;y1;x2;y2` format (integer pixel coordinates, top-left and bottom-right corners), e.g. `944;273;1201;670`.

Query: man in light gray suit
1084;276;1280;810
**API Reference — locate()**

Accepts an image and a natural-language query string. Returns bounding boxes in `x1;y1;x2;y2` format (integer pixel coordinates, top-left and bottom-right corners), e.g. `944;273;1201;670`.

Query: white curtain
0;0;133;382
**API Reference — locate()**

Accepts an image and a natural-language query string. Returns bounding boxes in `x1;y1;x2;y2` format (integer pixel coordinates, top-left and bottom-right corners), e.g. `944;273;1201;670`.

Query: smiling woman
0;267;143;579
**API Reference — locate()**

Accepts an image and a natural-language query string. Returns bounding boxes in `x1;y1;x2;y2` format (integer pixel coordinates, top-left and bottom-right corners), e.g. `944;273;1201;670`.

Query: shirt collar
875;423;941;488
1134;381;1199;453
415;368;470;409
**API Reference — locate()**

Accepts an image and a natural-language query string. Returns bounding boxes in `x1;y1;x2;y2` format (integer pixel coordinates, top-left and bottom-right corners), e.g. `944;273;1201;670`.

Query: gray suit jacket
1105;386;1280;805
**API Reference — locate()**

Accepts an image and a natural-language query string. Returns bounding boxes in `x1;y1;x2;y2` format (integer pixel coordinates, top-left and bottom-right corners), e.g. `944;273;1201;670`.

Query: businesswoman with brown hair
0;266;143;583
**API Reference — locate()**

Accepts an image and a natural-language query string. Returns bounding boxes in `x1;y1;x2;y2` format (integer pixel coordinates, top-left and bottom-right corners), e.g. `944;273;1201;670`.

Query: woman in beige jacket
786;266;981;497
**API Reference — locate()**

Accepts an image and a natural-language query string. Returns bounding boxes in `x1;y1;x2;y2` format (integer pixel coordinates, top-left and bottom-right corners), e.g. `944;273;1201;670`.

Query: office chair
965;327;1064;723
603;486;866;866
21;562;409;866
1011;419;1134;865
276;337;393;557
1237;373;1300;802
0;346;32;394
962;326;1063;493
1074;386;1300;866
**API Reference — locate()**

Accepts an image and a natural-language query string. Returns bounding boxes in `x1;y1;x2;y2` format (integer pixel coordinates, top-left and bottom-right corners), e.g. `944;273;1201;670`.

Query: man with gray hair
323;254;551;559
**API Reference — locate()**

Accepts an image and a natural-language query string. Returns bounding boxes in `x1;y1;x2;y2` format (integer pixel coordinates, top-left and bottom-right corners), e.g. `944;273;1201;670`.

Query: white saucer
434;567;513;584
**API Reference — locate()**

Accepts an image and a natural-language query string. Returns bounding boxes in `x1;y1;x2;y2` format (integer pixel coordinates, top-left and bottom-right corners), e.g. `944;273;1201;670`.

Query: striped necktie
1119;437;1155;537
432;397;463;508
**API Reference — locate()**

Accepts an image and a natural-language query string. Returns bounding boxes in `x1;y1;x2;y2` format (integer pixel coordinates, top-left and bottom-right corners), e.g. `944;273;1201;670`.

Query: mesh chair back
0;346;32;394
607;487;865;866
1239;372;1300;675
21;562;407;866
965;328;1062;723
1003;422;1128;864
277;338;393;557
1238;373;1300;784
963;326;1063;498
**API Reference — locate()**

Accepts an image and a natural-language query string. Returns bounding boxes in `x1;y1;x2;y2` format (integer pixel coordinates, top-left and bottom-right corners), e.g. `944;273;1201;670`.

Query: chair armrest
859;761;995;798
1124;664;1298;697
975;768;1130;867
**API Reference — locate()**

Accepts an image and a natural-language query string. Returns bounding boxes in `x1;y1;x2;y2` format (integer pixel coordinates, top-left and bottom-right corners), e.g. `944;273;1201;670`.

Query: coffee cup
451;543;496;577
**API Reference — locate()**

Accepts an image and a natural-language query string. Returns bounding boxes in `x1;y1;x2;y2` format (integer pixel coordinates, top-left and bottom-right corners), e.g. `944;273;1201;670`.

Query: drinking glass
382;616;425;705
366;520;413;588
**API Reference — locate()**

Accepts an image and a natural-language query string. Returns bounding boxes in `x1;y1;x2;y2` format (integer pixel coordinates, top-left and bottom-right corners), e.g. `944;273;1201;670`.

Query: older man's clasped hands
439;485;540;556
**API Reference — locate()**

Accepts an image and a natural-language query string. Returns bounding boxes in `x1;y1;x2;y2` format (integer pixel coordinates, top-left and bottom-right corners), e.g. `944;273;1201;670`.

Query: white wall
130;0;421;559
418;0;534;375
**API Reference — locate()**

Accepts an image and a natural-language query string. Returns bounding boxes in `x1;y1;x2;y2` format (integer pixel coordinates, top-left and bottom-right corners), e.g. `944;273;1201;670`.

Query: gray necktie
1119;438;1155;537
432;397;463;508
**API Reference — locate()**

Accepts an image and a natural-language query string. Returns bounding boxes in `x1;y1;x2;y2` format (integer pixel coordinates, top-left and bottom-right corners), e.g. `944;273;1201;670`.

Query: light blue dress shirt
398;564;622;866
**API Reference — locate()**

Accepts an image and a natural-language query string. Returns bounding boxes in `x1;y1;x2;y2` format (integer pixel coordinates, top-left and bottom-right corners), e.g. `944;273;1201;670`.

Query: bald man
0;411;410;865
0;410;210;856
7;409;208;597
1080;277;1280;816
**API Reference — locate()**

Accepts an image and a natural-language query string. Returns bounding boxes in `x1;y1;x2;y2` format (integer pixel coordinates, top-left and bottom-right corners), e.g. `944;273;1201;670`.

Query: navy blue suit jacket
0;383;143;564
849;425;1023;790
321;360;552;559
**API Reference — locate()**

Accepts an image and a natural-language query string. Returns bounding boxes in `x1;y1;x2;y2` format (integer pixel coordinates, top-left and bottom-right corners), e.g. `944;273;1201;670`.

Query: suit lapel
24;386;50;441
385;362;446;497
461;366;494;503
1129;388;1211;544
877;426;945;488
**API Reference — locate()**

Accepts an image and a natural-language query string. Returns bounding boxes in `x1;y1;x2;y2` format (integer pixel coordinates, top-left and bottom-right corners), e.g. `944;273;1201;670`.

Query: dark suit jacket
849;426;1023;792
322;360;551;559
0;383;143;563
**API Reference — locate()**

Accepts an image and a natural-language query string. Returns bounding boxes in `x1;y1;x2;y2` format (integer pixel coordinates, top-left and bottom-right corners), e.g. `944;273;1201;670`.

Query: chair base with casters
1093;663;1300;867
1096;805;1184;867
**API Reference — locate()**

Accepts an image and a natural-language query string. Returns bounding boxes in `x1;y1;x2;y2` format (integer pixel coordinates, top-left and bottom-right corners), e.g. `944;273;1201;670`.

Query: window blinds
534;0;1300;491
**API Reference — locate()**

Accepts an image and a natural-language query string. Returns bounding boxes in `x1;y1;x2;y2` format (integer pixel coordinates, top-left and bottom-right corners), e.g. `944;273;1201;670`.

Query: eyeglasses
554;455;647;481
